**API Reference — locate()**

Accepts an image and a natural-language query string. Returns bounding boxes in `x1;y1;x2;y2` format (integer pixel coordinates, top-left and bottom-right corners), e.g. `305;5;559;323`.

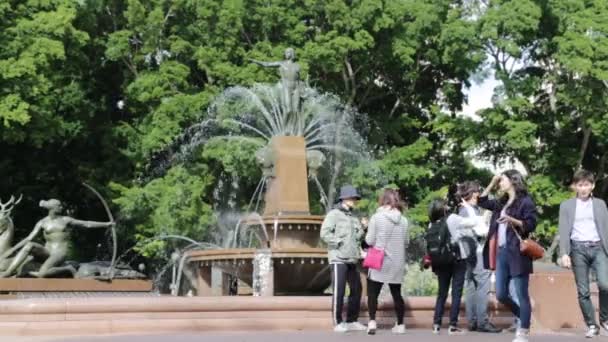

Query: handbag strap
508;223;525;242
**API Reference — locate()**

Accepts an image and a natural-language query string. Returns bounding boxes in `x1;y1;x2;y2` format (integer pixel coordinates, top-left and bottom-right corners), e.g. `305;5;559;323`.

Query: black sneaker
448;326;465;335
585;325;600;338
468;322;477;332
477;322;502;333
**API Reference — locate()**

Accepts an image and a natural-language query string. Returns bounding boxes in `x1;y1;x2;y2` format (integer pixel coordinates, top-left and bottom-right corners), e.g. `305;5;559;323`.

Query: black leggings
367;279;405;325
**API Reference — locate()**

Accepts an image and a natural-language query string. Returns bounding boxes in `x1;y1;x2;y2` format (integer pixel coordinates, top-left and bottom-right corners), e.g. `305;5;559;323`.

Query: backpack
425;218;458;267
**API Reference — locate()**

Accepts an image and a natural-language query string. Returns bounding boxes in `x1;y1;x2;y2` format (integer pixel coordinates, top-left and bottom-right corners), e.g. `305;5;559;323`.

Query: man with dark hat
320;185;366;333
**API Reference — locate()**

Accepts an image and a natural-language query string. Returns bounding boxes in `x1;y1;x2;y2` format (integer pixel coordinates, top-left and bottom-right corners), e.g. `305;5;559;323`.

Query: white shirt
571;198;600;242
498;208;507;247
446;213;482;259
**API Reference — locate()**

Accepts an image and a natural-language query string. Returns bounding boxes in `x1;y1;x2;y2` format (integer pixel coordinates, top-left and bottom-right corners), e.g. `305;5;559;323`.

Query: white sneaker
432;324;440;334
585;325;600;338
367;320;377;335
347;321;367;331
512;328;529;342
333;323;348;333
392;324;406;334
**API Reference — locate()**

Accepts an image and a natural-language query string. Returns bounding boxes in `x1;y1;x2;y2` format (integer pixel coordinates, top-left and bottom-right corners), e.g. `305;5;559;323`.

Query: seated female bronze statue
0;199;114;278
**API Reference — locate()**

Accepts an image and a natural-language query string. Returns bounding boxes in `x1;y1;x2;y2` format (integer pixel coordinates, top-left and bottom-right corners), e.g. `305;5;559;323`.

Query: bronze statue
0;195;22;271
250;48;302;114
0;199;114;278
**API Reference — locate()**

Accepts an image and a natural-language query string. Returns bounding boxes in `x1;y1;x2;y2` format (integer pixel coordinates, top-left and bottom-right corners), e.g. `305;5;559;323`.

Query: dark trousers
571;241;608;327
433;259;467;326
331;263;362;325
495;246;531;329
367;279;405;325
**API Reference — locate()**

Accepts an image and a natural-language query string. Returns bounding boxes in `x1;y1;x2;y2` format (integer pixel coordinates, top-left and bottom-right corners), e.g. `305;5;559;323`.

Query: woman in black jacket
479;170;537;342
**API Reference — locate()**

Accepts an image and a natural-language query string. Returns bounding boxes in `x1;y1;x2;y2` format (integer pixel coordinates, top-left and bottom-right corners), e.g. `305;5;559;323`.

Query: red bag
489;235;497;270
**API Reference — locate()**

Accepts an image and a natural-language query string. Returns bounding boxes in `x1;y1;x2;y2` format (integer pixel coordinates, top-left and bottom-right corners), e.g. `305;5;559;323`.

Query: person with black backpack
426;197;483;335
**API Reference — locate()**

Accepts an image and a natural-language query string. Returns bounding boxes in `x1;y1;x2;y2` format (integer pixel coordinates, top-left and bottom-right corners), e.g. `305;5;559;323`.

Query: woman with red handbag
364;189;409;335
479;170;538;342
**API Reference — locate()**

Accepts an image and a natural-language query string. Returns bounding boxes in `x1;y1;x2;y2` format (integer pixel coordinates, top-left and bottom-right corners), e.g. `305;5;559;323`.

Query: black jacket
480;194;538;276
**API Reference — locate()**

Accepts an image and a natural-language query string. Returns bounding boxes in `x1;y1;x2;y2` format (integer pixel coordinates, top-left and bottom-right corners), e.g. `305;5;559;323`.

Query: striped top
365;206;409;284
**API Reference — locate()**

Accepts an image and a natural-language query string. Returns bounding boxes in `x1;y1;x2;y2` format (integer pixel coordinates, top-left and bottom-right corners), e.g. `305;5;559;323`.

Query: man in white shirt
559;170;608;338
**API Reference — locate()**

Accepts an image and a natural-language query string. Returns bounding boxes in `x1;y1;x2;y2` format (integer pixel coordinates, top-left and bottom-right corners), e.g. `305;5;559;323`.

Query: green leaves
0;94;30;127
111;165;215;258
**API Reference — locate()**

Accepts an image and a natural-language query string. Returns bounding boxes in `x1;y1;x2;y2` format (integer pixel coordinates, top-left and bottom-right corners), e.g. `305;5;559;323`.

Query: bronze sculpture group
0;196;114;278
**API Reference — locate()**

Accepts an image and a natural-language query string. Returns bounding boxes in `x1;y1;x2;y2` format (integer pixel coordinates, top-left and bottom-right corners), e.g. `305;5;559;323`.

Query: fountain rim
242;214;324;225
185;248;327;262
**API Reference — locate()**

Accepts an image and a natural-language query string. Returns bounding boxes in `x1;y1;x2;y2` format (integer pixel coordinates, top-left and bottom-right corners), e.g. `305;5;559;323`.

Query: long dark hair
500;169;528;204
428;198;447;223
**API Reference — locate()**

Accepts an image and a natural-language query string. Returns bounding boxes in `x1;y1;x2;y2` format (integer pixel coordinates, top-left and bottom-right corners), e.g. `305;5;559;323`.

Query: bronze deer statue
0;195;22;267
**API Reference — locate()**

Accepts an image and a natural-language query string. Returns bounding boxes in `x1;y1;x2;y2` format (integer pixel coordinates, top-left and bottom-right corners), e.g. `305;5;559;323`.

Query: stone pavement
3;330;595;342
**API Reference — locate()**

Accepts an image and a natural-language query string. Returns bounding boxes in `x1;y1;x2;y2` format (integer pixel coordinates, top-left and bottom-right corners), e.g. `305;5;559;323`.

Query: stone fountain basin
186;248;330;295
242;215;325;249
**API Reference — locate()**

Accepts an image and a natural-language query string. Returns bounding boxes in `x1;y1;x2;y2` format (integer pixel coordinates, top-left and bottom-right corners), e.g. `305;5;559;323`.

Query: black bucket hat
338;185;362;201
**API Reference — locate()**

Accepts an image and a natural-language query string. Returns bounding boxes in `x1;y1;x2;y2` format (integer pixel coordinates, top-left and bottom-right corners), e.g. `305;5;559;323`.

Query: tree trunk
543;234;560;263
576;124;591;170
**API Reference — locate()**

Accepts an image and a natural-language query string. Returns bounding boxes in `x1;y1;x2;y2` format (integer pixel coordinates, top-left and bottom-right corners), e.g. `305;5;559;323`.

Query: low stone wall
0;296;513;336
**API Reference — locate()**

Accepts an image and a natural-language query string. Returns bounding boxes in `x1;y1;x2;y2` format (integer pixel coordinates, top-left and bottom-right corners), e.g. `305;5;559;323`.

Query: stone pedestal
211;266;231;296
529;263;584;331
263;136;310;215
194;266;212;296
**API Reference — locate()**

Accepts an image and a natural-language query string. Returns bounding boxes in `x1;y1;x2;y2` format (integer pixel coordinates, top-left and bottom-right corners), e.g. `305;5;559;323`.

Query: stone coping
242;215;324;225
0;296;510;315
186;248;327;262
0;296;518;335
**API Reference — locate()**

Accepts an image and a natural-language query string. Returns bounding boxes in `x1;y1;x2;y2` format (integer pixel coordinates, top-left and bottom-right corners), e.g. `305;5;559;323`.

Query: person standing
365;189;409;335
558;170;608;338
458;181;502;333
320;185;366;333
428;197;480;335
480;170;537;342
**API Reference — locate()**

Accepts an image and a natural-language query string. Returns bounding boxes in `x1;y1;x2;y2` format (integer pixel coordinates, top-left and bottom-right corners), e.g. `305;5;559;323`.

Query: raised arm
248;59;282;67
447;214;479;230
479;175;501;211
66;217;114;229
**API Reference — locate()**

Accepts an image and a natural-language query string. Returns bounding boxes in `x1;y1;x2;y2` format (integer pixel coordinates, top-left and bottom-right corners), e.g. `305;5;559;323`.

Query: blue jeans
495;247;531;329
571;241;608;327
509;281;520;326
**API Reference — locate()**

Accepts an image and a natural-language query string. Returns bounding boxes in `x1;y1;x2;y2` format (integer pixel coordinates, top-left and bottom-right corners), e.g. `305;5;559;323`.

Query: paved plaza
4;330;596;342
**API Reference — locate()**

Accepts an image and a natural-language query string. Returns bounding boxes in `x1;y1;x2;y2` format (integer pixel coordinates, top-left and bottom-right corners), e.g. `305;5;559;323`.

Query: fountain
186;136;330;295
178;48;372;296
